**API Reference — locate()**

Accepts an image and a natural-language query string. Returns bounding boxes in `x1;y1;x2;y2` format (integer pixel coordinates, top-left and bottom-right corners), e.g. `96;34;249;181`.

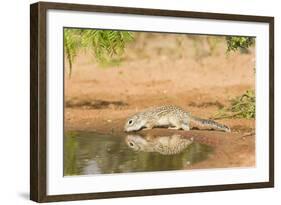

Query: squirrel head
124;114;145;132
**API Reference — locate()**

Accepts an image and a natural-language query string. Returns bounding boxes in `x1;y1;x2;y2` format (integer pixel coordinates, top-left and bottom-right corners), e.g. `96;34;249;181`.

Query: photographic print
30;2;274;202
63;29;256;176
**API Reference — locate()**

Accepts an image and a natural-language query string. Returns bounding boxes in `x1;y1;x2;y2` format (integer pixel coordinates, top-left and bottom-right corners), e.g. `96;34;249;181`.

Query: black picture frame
30;1;274;202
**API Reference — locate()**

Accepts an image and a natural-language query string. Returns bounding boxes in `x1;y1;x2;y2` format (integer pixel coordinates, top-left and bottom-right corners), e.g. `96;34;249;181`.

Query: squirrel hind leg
168;120;189;130
181;124;190;131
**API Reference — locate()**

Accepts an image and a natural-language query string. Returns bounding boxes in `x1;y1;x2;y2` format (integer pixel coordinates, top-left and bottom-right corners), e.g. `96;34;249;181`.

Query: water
64;131;214;176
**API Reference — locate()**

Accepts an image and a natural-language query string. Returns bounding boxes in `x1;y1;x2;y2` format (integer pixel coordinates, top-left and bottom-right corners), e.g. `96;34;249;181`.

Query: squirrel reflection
125;134;194;155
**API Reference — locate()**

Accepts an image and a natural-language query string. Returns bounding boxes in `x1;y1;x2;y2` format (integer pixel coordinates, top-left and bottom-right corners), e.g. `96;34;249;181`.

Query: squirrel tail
190;116;231;132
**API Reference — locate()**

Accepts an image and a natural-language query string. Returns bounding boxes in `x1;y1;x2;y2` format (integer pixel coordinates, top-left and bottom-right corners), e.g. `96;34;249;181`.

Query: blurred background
64;30;255;133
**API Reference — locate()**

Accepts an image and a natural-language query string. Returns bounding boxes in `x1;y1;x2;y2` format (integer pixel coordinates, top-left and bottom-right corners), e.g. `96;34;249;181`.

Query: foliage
226;36;254;52
64;28;134;76
64;29;82;76
214;90;255;119
213;36;256;120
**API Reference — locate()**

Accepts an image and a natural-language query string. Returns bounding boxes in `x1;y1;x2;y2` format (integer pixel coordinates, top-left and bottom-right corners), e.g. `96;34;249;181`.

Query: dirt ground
64;33;256;168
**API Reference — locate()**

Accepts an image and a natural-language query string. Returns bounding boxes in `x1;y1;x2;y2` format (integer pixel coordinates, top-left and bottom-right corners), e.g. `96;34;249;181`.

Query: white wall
0;0;279;204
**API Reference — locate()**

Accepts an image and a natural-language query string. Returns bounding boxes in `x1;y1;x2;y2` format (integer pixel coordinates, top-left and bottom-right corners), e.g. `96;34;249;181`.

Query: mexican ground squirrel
124;105;230;132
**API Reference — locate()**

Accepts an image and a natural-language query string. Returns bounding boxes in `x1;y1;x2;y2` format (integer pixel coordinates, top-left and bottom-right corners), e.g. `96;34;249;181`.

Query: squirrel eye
128;120;132;124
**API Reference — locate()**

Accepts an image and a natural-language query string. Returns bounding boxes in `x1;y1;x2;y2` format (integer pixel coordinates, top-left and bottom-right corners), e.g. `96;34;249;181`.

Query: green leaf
226;36;254;52
64;28;134;76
